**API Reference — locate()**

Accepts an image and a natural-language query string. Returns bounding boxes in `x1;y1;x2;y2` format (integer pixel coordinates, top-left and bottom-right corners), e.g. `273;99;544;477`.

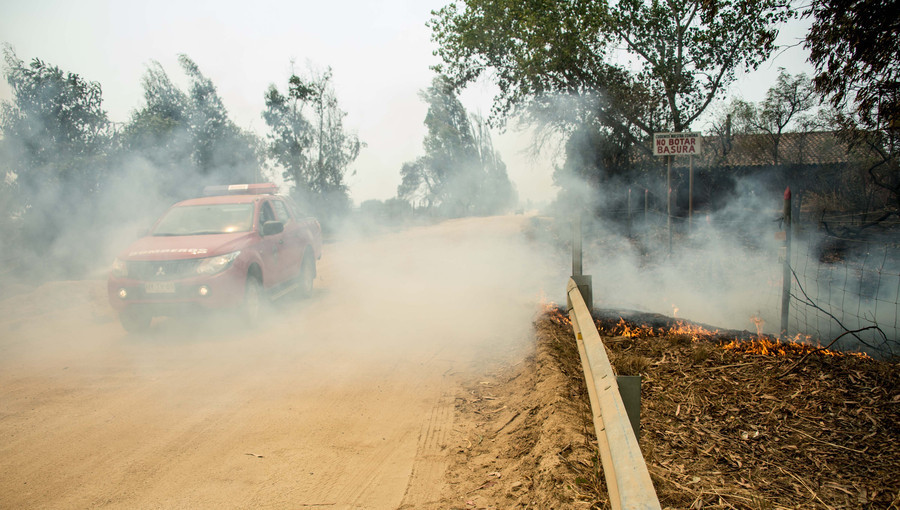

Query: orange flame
723;334;871;359
542;304;869;360
541;300;571;326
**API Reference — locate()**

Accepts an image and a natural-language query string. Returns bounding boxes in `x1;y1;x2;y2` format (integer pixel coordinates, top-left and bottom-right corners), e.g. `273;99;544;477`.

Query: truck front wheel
243;274;264;325
298;251;316;298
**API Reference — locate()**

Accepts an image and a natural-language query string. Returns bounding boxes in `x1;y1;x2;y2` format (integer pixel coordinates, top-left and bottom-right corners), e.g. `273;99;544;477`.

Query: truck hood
119;232;255;261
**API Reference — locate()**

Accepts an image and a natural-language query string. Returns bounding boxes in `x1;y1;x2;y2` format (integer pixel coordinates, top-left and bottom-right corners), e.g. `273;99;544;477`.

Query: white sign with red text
653;132;702;156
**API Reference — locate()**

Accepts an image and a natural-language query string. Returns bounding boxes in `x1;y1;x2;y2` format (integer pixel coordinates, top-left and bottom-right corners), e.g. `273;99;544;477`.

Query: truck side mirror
262;220;284;236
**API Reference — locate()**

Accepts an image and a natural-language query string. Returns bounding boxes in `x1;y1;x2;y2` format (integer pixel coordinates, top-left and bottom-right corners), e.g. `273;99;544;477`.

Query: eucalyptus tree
121;56;262;201
1;46;111;198
399;76;515;215
729;69;819;166
1;47;112;274
177;55;261;185
264;67;362;222
805;0;899;131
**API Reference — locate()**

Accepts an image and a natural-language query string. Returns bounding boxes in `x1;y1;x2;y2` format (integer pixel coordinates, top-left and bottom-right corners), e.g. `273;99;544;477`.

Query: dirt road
0;215;562;509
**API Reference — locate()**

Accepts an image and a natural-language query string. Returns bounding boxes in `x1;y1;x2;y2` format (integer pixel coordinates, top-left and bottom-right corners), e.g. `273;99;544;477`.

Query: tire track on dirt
397;393;455;508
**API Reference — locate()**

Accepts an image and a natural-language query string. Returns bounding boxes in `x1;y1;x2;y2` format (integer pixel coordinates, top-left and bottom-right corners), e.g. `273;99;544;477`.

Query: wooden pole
667;155;672;254
627;188;632;236
781;187;792;337
644;189;648;223
573;212;583;277
688;154;694;234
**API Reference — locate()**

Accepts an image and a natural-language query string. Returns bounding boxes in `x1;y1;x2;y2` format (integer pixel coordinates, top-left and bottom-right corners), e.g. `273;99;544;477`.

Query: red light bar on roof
203;183;278;196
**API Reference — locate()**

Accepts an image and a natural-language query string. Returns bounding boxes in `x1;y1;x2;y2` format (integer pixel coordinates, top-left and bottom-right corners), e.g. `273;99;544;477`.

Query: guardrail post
573;212;583;277
571;211;593;310
616;375;642;441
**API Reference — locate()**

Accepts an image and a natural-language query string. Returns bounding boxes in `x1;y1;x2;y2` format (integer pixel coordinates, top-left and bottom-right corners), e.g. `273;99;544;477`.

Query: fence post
627;188;633;236
781;187;792;337
689;154;694;235
667;156;673;254
644;189;648;224
573;212;583;277
571;210;593;310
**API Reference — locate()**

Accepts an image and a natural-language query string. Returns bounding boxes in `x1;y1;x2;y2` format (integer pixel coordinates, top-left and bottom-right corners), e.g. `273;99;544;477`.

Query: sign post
653;132;702;252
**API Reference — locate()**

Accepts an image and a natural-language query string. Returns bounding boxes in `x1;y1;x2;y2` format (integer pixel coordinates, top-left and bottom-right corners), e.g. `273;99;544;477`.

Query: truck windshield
152;204;254;236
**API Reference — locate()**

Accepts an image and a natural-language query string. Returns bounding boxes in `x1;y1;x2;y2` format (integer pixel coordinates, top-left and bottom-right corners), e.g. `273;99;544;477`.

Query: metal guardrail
566;278;661;510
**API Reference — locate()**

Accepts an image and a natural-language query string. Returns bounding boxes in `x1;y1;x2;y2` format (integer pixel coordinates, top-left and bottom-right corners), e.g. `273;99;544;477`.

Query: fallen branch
788;267;889;356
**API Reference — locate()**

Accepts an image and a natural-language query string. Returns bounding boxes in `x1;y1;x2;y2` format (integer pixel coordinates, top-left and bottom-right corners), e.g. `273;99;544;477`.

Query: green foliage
432;0;794;137
263;66;363;226
555;124;634;189
397;158;429;206
1;46;111;195
398;76;516;216
732;70;818;133
804;0;900;131
804;0;899;213
727;69;819;165
1;46;113;276
118;61;193;199
120;56;263;202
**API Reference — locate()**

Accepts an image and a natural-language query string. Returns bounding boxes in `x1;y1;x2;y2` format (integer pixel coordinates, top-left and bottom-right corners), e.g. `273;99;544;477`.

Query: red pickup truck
108;183;322;332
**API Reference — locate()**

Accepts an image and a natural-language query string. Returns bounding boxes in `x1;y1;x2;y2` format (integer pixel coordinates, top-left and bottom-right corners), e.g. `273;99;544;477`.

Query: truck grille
127;260;201;281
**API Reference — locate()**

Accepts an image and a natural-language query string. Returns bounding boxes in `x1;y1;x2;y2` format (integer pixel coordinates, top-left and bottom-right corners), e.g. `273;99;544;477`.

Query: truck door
256;200;286;287
271;198;304;280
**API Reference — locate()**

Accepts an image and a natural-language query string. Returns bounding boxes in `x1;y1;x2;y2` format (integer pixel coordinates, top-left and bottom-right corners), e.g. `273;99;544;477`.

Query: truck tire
244;274;264;325
298;250;316;298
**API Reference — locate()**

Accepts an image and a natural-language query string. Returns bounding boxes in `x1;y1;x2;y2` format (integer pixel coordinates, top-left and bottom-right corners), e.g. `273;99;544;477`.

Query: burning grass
537;305;900;509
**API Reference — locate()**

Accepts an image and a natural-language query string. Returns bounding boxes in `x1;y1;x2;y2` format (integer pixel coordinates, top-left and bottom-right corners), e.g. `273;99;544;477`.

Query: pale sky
0;0;814;206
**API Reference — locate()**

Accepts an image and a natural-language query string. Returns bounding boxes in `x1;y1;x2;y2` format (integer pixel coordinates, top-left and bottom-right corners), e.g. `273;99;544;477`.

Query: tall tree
805;0;899;131
430;0;795;151
398;76;515;215
470;113;517;212
1;46;111;197
729;69;819;165
263;79;312;195
1;47;112;274
120;56;262;202
118;61;193;200
263;67;362;222
177;55;261;185
804;0;900;212
397;158;431;207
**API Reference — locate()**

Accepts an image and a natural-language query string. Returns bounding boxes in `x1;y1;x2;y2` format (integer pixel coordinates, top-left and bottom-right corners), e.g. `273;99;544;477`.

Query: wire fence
789;232;899;358
588;194;899;359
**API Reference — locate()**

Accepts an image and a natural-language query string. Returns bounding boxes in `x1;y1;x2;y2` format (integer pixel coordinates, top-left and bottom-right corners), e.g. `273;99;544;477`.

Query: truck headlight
111;258;128;278
196;251;240;275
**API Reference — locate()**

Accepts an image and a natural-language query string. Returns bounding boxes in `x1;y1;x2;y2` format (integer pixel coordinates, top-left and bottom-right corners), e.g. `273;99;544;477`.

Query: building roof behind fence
669;131;874;169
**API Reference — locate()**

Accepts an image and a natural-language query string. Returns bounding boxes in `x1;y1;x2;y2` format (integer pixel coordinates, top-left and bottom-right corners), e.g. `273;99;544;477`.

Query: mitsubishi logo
156;266;166;277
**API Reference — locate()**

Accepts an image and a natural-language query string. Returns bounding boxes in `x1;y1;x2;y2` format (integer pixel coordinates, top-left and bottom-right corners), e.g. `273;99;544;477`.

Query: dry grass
537;307;900;509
